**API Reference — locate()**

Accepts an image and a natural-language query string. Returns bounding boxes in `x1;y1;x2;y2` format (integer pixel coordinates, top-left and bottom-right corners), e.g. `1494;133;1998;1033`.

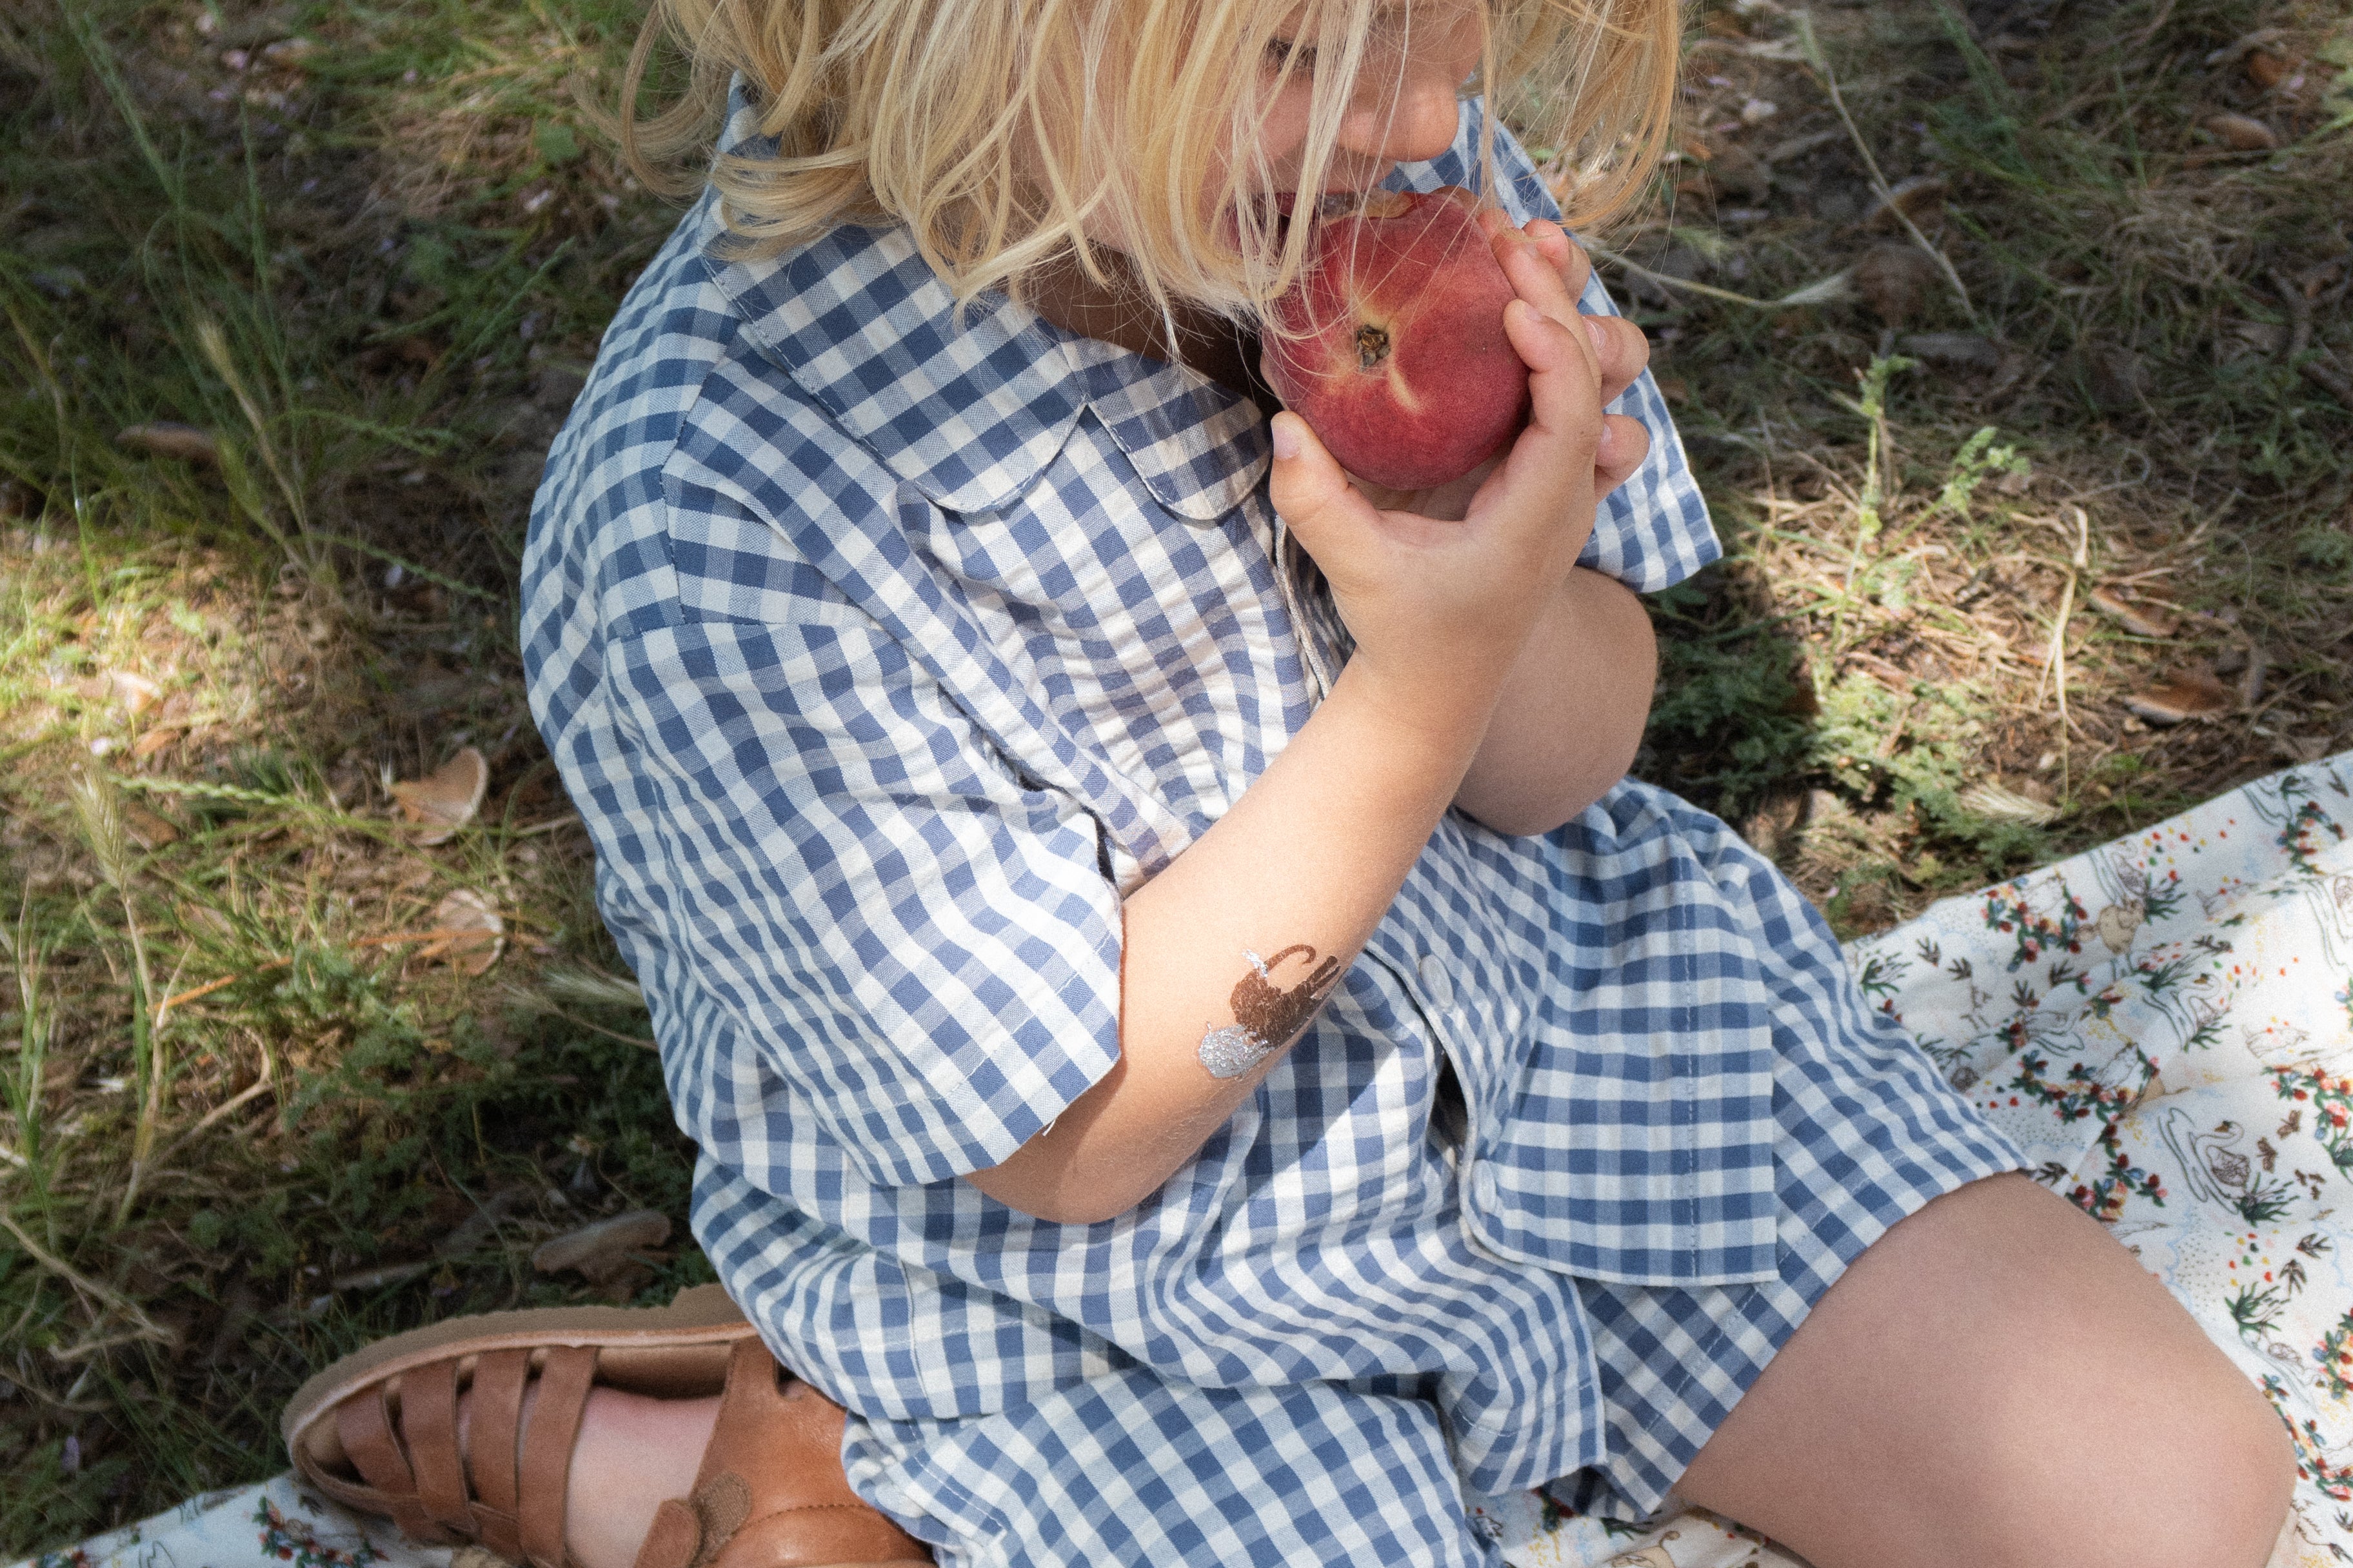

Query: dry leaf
104;670;161;717
1853;243;1943;326
390;746;488;845
2203;112;2279;150
1865;174;1948;230
123;804;181;849
2245;49;2294;88
115;422;220;464
419;888;504;977
2204;28;2289;68
2125;671;2235;725
2088;586;2178;639
531;1210;671;1282
130;728;184;760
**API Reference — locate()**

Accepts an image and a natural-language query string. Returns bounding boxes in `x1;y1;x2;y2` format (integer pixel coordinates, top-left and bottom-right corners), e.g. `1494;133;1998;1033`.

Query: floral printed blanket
20;753;2353;1568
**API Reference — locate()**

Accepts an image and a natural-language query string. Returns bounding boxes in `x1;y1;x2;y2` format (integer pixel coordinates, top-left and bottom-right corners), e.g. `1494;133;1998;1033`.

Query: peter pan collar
698;91;1269;522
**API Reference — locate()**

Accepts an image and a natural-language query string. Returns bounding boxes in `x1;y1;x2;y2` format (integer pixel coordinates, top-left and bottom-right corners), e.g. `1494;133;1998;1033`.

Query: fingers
1266;412;1382;561
1593;413;1652;497
1490;293;1649;519
1582;314;1650;410
1520;217;1593;301
1488;222;1591;376
1493;213;1651;408
1494;295;1605;500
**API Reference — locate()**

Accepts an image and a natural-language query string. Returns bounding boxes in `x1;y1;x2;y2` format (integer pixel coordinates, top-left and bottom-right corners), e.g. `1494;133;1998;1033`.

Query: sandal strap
404;1356;475;1533
337;1382;454;1545
470;1347;532;1560
519;1344;600;1568
628;1340;931;1568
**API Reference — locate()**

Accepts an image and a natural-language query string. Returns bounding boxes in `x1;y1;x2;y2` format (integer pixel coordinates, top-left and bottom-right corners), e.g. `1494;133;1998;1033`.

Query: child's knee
1980;1349;2294;1568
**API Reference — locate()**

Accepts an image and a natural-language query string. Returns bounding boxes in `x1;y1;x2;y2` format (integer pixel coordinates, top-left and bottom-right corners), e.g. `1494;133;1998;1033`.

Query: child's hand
1265;214;1651;730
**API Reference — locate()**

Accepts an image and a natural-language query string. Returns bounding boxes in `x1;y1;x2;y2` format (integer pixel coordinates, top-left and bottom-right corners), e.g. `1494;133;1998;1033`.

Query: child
290;2;2296;1564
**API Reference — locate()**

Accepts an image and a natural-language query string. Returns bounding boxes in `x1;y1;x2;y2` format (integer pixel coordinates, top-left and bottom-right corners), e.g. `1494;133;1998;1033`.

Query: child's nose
1334;38;1482;167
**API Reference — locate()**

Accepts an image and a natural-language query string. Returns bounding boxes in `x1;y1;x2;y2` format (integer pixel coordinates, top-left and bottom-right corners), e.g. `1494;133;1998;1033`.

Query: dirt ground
1;0;2348;1546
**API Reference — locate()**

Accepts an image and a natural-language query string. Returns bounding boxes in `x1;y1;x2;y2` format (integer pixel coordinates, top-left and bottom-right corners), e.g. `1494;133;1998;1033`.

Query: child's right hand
1264;216;1651;739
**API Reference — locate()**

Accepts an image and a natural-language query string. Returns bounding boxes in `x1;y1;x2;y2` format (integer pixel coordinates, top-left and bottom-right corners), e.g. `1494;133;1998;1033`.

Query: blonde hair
615;0;1676;340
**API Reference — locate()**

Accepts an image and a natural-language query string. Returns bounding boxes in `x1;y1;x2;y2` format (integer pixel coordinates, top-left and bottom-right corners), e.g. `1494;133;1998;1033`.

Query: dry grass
0;0;2348;1548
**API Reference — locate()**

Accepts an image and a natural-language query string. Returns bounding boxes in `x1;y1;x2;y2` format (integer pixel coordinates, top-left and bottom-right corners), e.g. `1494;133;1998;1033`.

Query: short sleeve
601;604;1124;1189
1393;99;1723;593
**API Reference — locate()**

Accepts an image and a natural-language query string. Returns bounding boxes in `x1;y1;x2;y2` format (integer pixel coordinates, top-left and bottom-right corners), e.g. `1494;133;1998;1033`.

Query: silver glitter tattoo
1198;1023;1273;1079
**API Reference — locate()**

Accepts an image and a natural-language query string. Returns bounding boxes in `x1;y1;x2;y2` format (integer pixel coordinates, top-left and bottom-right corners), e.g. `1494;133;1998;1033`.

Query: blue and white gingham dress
522;90;2021;1568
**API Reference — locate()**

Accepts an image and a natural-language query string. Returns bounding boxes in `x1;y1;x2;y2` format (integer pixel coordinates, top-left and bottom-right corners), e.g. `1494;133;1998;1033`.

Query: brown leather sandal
282;1282;932;1568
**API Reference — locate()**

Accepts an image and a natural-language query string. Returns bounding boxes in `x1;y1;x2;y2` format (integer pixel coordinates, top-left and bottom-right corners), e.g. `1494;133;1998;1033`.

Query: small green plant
1836;353;1916;571
2294;526;2353;577
1929;427;2030;522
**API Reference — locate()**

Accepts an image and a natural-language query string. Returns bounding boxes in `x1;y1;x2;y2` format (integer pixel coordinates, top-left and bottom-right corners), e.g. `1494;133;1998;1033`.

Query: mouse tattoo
1198;944;1344;1079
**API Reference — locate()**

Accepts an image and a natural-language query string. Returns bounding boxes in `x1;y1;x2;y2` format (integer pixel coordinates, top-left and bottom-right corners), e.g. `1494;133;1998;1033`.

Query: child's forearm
960;653;1494;1225
1451;567;1657;837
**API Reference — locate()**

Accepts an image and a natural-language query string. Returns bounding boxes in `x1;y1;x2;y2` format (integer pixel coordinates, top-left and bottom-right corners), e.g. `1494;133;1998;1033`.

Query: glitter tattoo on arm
1198;945;1345;1079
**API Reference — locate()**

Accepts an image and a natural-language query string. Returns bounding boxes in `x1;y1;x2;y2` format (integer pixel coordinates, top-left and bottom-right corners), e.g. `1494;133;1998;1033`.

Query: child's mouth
1226;192;1367;252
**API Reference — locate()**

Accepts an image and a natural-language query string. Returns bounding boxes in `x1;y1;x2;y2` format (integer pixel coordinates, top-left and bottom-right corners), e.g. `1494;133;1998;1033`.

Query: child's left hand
1313;214;1653;524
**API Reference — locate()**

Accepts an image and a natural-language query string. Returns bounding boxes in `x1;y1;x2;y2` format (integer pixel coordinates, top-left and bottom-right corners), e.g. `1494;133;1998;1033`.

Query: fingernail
1270;415;1302;461
1585;316;1609;353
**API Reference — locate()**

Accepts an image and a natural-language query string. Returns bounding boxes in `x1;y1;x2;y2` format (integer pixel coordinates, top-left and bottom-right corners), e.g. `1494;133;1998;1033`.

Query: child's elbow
961;1152;1153;1226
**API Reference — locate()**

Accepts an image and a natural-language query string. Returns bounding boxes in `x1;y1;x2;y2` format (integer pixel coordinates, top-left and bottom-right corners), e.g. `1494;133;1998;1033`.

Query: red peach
1260;186;1530;492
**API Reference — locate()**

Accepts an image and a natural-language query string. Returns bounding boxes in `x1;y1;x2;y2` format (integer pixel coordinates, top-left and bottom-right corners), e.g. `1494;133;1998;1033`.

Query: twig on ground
530;998;657;1051
2273;267;2315;357
146;1068;275;1169
2036;506;2092;775
1792;11;1979;326
1590;246;1855;310
2272;266;2353;410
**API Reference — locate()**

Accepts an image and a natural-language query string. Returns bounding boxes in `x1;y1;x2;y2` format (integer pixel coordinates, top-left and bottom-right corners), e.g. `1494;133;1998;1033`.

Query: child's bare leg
457;1380;722;1568
1673;1172;2293;1568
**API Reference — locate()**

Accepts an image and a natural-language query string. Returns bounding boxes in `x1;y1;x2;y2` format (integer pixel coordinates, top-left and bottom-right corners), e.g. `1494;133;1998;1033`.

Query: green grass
1;0;2350;1547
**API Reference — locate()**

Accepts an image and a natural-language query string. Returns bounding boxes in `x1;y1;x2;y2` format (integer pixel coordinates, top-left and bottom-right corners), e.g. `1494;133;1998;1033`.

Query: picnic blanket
22;753;2353;1568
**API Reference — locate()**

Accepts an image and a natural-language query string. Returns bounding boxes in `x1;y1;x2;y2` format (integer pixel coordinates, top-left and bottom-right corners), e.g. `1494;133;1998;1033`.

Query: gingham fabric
521;86;2021;1559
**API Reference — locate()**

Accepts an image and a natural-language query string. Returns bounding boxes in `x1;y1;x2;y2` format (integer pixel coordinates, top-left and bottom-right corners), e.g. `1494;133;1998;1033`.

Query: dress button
1472;1162;1500;1209
1416;951;1454;1009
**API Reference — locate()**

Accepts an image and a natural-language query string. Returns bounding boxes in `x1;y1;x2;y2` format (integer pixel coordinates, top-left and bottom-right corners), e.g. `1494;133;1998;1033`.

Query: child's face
1233;3;1486;220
